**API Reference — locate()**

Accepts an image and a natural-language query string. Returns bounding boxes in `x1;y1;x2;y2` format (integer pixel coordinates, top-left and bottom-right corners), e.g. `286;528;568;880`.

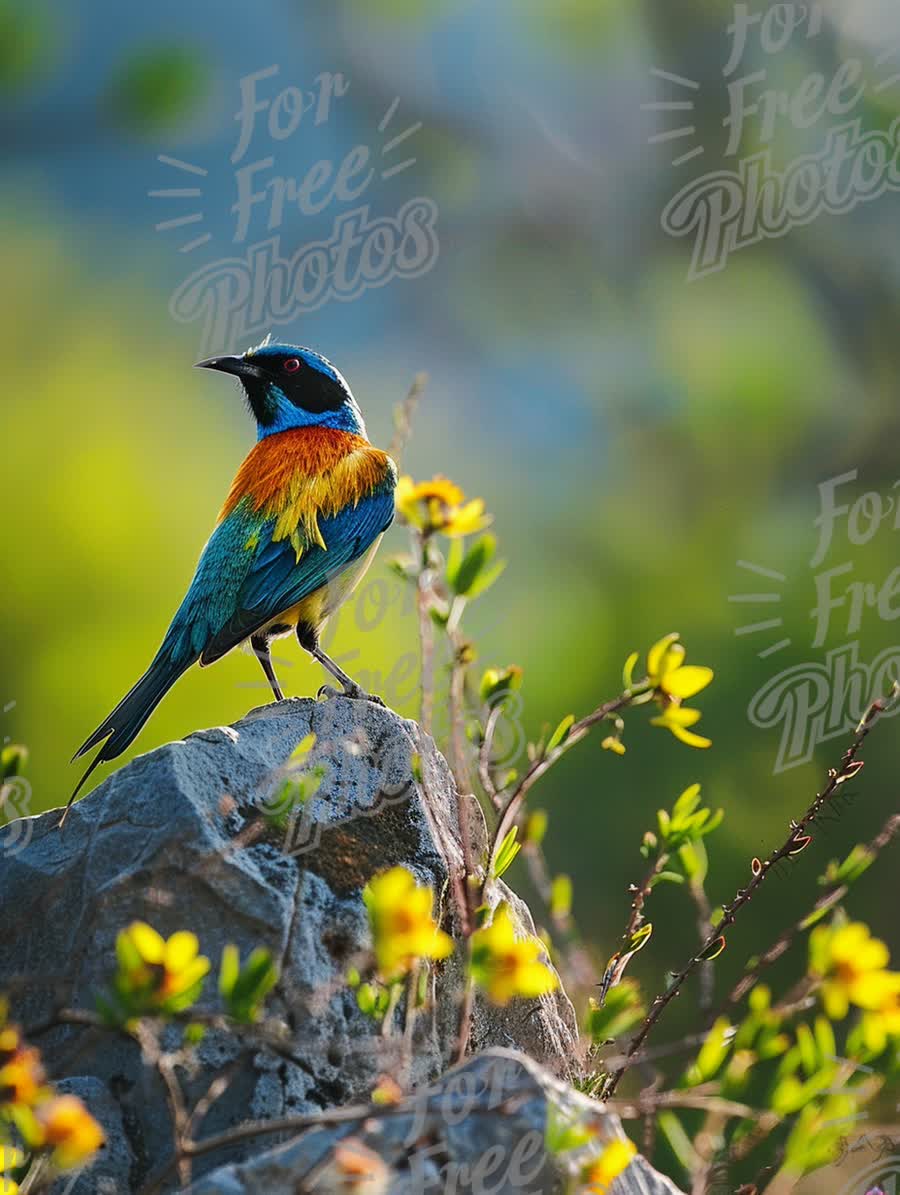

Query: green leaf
684;1016;733;1086
523;809;548;846
466;560;506;599
446;534;498;596
492;827;521;879
648;870;685;888
673;783;702;820
813;1016;836;1066
0;744;27;780
832;844;875;886
357;983;378;1016
547;714;575;753
545;1104;594;1155
627;923;653;954
657;1110;696;1175
679;837;709;884
585;981;646;1044
796;1022;818;1075
479;665;523;706
218;944;240;1000
550;874;573;919
221;947;279;1022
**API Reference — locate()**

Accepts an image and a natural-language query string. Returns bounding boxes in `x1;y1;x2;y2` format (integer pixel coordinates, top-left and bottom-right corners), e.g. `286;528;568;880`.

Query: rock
184;1049;686;1195
0;698;579;1189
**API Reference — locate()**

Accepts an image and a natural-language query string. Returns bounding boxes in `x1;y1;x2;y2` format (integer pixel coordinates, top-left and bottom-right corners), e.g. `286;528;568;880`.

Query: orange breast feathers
217;427;395;559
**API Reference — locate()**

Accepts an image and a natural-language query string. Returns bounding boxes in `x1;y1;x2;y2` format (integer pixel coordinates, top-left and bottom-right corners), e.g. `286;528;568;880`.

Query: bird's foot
317;683;385;706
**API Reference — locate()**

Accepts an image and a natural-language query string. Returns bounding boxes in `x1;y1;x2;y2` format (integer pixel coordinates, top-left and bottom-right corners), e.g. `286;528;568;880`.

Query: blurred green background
2;0;899;1153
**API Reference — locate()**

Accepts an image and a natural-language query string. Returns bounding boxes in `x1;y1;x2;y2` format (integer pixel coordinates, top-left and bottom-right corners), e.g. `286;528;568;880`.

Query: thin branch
602;688;894;1098
485;689;635;889
522;841;601;994
477;704;503;807
388;372;428;465
726;811;900;1009
609;1090;756;1121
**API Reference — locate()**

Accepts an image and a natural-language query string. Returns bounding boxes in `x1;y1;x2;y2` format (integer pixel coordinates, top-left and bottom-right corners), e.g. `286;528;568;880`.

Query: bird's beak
194;355;265;380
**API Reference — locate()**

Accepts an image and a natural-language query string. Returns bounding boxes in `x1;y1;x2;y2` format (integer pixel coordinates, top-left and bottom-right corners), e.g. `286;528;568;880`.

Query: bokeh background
2;0;899;1185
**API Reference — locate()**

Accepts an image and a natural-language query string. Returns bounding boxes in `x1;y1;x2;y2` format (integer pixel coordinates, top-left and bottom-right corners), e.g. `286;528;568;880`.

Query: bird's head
196;339;366;440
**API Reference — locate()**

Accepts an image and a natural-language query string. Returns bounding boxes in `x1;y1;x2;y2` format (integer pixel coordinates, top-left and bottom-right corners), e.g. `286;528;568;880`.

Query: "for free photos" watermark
731;469;900;773
646;2;900;279
150;65;439;354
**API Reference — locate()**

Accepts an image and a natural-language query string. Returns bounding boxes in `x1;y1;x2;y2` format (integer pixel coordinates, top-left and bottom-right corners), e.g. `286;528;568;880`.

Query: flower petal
665;665;714;699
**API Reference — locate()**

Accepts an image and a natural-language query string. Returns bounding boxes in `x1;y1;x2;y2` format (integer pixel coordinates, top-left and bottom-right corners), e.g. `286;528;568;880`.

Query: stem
522;841;600;995
725;812;900;1010
485;689;636;890
478;704;503;808
388;372;428;465
414;535;436;736
602;690;891;1098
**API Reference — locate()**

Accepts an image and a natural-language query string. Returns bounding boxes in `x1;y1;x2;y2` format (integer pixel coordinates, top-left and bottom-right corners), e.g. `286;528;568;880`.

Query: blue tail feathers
63;651;194;823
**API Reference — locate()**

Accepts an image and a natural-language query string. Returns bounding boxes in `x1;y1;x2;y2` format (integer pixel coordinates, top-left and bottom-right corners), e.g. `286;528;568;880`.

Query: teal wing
189;489;396;665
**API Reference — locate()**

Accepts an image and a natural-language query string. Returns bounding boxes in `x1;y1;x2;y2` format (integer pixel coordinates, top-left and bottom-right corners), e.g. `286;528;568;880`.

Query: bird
64;339;398;824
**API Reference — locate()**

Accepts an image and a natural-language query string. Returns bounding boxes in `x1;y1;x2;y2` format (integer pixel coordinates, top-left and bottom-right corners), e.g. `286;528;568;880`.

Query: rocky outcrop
0;697;682;1193
186;1049;685;1195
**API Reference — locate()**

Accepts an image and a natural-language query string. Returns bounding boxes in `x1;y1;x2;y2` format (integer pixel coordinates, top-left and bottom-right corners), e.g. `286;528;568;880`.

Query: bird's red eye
283;358;301;373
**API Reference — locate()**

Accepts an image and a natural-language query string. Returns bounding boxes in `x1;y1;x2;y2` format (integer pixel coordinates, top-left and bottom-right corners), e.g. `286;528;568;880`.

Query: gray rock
185;1049;685;1195
0;698;579;1189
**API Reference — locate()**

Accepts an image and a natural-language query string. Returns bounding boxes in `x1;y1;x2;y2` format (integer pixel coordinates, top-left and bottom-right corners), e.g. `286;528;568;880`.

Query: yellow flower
363;867;453;980
583;1138;637;1193
860;990;900;1054
649;703;711;749
809;921;900;1020
395;475;492;539
470;903;558;1005
646;633;714;700
600;736;626;755
329;1139;390;1195
113;922;210;1015
626;635;714;749
34;1095;105;1170
0;1041;48;1108
0;1146;24;1195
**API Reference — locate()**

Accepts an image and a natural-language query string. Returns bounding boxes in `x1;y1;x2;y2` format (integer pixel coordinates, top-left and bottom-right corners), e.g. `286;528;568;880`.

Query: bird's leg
251;634;285;702
298;625;383;704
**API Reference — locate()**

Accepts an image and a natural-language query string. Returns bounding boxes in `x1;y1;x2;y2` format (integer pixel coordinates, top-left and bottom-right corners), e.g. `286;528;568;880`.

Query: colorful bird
65;340;397;822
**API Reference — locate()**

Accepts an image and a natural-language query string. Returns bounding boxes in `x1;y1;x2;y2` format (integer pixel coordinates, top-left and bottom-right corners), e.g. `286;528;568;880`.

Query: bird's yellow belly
260;534;383;640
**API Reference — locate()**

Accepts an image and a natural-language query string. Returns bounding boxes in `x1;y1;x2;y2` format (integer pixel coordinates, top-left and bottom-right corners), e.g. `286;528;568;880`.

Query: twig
725;811;900;1009
414;538;437;736
608;1090;756;1121
602;688;894;1099
184;1054;249;1143
454;968;475;1064
27;1006;319;1082
484;689;635;889
133;1021;192;1189
388;372;428;465
477;704;503;808
687;876;715;1014
136;1101;389;1195
522;841;600;995
137;1090;526;1195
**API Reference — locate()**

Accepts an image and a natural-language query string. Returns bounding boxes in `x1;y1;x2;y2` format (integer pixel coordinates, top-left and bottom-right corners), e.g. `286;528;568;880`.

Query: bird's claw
317;683;385;706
